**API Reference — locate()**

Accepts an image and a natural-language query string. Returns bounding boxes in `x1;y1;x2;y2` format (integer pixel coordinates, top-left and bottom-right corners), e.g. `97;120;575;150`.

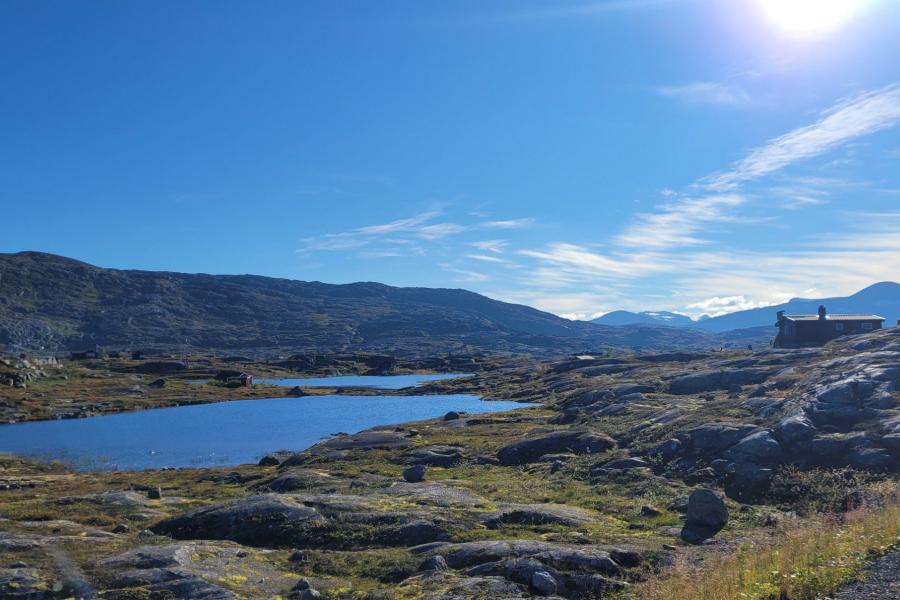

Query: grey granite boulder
681;489;728;544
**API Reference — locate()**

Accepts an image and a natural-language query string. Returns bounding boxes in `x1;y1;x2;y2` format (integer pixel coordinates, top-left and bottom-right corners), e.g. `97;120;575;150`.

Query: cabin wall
776;319;883;348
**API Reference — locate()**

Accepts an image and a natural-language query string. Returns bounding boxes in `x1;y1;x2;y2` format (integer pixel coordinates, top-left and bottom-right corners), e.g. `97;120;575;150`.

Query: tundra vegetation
1;328;899;599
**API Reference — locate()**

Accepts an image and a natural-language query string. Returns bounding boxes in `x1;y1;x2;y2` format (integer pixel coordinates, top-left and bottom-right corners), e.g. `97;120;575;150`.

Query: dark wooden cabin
774;305;884;348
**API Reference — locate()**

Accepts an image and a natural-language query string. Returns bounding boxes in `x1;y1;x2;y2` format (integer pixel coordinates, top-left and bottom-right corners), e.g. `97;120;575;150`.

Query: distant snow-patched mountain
696;282;900;332
592;310;695;327
593;283;900;333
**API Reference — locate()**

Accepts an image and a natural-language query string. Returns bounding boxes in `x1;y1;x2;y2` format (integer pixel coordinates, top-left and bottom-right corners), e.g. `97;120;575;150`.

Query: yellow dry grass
634;489;900;600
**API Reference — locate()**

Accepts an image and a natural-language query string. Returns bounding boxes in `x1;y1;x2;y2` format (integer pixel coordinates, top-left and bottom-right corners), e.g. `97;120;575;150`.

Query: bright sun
758;0;865;36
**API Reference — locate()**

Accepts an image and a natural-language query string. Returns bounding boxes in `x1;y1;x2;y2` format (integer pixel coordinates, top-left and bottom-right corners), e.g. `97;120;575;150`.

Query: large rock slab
723;430;783;463
497;429;615;465
774;413;817;446
682;423;759;456
257;469;338;493
669;369;771;395
482;503;596;529
404;446;466;467
440;540;628;575
150;494;325;547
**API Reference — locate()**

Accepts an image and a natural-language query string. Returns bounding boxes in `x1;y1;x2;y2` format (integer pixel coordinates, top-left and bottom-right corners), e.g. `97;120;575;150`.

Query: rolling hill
0;252;748;356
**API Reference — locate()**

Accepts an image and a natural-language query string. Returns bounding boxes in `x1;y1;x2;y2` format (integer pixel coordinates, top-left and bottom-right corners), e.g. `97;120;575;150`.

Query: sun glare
758;0;865;36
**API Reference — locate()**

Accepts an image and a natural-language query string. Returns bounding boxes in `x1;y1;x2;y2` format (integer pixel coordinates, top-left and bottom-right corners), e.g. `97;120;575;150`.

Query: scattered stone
419;555;449;572
531;570;557;596
148;486;162;499
640;505;661;517
443;411;461;421
258;454;281;467
403;464;427;483
603;457;649;470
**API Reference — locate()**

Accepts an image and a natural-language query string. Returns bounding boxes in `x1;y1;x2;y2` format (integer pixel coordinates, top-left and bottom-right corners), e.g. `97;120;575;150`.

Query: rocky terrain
0;252;770;356
1;327;899;598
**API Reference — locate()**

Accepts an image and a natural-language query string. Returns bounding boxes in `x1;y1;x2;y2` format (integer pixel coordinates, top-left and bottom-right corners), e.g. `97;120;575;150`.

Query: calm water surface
0;377;526;471
257;372;474;389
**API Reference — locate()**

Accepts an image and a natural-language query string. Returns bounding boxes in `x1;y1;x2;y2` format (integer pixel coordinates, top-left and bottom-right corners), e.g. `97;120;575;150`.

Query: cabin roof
782;314;885;322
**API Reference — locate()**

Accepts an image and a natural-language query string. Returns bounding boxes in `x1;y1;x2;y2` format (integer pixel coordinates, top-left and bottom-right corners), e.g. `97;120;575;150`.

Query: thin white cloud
440;264;490;283
657;82;753;108
471;240;508;253
357;210;441;235
480;218;534;230
466;254;509;264
518;243;642;278
704;84;900;191
416;223;466;240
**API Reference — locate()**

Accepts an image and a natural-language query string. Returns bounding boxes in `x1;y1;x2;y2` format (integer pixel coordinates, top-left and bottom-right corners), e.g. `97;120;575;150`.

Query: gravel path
833;550;900;599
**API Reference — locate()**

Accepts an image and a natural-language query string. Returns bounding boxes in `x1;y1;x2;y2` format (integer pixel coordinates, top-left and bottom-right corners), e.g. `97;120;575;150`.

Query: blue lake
256;372;474;389
0;392;527;471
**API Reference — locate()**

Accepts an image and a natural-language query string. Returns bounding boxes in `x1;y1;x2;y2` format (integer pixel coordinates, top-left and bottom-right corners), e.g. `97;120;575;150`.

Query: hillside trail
832;550;900;599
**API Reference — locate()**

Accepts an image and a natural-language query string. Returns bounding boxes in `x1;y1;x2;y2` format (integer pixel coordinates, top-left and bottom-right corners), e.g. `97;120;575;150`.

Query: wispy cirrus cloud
657;81;753;108
299;210;534;258
703;84;900;191
615;194;747;249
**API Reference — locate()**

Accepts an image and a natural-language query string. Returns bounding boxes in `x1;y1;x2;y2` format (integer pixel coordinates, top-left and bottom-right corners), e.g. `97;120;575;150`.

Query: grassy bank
633;488;900;600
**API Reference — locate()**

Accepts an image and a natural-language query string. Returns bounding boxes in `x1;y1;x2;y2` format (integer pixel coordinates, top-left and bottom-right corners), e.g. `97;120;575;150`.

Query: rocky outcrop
496;429;615;465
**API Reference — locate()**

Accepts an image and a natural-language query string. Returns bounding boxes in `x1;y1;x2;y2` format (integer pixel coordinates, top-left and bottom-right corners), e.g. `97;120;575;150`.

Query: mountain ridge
0;251;748;355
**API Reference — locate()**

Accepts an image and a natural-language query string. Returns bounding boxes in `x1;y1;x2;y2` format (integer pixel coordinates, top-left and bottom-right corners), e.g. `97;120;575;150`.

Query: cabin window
862;322;873;331
835;323;845;331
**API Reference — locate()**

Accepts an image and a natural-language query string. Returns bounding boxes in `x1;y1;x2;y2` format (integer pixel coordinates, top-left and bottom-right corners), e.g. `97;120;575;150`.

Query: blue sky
3;1;900;319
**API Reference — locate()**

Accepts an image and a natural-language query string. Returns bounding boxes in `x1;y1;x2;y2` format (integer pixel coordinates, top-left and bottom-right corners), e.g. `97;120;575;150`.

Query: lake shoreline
0;351;533;424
